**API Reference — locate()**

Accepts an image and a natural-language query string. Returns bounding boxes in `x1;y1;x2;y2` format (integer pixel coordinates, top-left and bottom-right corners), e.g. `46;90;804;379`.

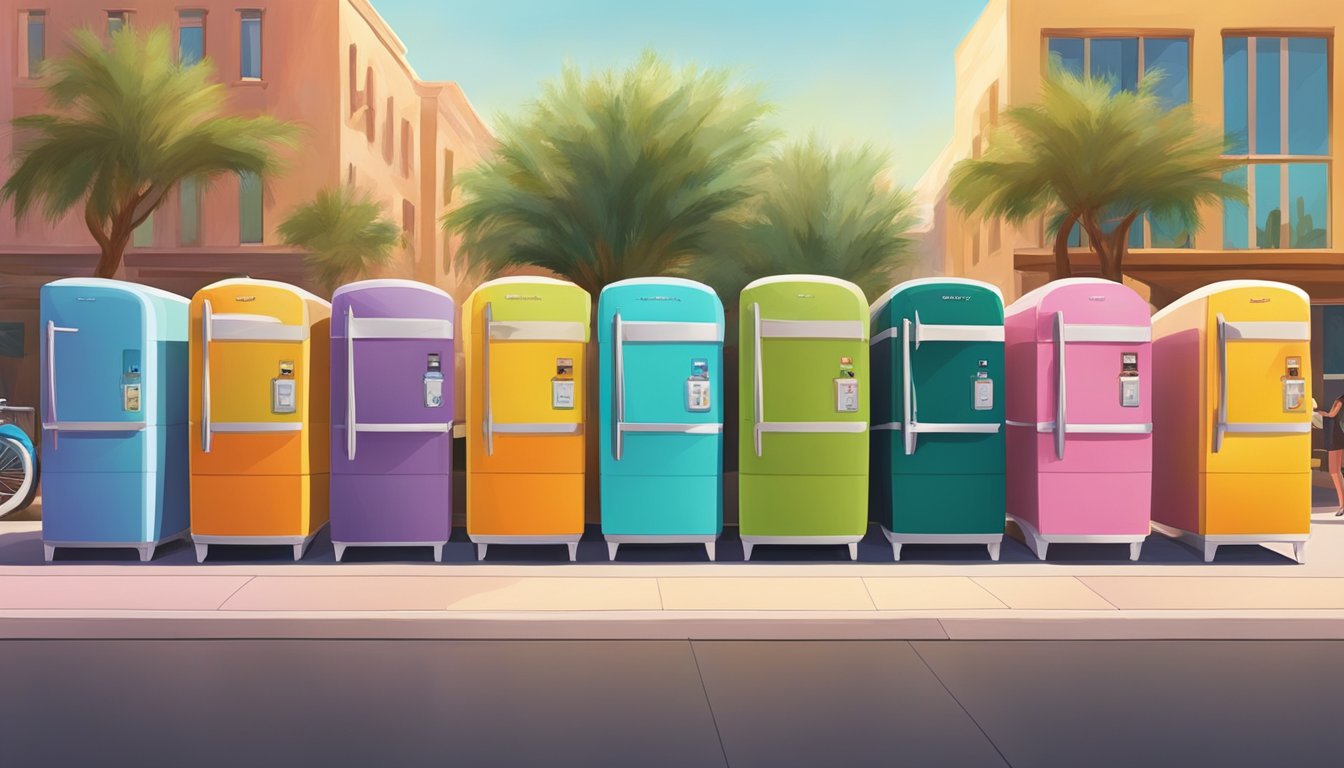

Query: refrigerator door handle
45;321;79;451
1053;310;1066;460
346;306;357;462
614;311;625;461
201;299;213;453
901;317;915;455
483;302;494;456
1214;313;1227;453
753;302;764;457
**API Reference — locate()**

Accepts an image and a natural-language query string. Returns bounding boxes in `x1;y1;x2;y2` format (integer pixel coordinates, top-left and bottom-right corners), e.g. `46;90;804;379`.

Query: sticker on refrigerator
686;358;711;412
424;353;444;408
834;378;859;413
272;361;296;414
121;350;142;413
1283;357;1305;412
552;357;575;410
972;372;994;411
1119;352;1140;408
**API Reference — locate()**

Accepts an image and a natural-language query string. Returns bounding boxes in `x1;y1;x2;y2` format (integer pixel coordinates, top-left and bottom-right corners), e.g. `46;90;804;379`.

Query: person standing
1316;395;1344;515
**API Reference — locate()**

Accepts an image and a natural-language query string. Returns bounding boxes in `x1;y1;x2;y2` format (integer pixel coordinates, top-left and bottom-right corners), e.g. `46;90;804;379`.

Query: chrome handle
752;302;764;458
1214;313;1227;453
614;311;625;461
45;321;78;450
901;317;915;456
1053;310;1066;460
483;301;494;456
201;300;214;453
346;306;357;462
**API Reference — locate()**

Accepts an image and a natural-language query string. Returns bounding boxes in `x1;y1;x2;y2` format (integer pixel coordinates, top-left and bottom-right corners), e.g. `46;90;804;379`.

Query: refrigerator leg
42;544;55;563
476;544;488;562
194;544;208;564
607;542;619;561
743;542;754;561
566;542;579;562
1128;542;1142;562
704;542;716;562
847;543;858;562
292;543;305;562
138;544;155;563
891;542;903;562
987;542;1001;562
1203;543;1218;563
432;545;444;563
1293;541;1307;564
333;543;346;563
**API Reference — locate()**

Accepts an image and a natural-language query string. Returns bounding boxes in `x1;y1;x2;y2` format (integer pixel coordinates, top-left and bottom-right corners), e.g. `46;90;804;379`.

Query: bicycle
0;398;38;519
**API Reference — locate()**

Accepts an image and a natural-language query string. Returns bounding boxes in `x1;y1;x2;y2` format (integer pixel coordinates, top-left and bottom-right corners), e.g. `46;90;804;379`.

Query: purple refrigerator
330;279;455;561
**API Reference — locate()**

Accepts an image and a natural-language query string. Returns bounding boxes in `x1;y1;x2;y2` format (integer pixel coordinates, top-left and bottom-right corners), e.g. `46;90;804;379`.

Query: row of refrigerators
37;273;1312;564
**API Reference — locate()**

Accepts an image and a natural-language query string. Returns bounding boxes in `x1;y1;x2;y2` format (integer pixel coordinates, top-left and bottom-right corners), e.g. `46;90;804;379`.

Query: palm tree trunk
1053;213;1076;279
94;236;129;279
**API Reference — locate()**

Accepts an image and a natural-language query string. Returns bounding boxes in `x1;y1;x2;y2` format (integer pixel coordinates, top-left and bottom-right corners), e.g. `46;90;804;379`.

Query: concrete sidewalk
3;489;1343;641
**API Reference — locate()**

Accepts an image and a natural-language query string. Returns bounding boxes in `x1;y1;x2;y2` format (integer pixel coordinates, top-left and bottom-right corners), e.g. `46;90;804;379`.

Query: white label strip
42;421;147;432
1224;422;1311;434
917;324;1005;344
211;422;304;433
489;321;586;342
1061;324;1152;343
1224;321;1310;342
1006;420;1151;434
347;317;453;340
210;317;308;342
492;422;583;435
758;421;867;434
619;422;723;434
349;422;452;433
760;319;866;340
622;321;721;343
911;422;1001;434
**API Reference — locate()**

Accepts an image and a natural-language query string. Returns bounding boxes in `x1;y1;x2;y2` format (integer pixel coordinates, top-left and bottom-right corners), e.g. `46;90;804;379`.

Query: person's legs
1330;450;1344;513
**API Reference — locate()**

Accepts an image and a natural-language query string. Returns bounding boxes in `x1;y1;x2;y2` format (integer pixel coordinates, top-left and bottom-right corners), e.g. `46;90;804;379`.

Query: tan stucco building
0;0;494;406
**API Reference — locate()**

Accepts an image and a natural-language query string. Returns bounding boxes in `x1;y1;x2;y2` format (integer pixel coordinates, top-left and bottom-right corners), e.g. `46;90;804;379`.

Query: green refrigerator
870;278;1005;561
739;275;870;561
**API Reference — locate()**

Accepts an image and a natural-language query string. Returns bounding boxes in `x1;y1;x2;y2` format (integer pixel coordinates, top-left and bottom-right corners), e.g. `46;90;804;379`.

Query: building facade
927;0;1344;451
0;0;493;407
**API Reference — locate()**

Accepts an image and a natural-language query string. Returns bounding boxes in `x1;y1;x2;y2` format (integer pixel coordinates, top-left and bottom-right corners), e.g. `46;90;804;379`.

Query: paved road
3;639;1342;767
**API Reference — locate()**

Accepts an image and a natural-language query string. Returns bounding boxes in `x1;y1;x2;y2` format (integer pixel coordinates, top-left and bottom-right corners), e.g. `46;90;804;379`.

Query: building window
1222;35;1330;250
383;97;395;163
24;11;45;78
133;213;153;248
402;200;416;252
0;322;24;359
239;171;263;244
401;119;413;178
239;10;262;79
179;176;201;246
1046;35;1192;249
107;11;130;36
179;10;205;66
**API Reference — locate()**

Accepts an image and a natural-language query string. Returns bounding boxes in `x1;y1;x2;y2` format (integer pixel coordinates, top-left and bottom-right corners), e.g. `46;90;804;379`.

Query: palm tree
278;185;403;294
0;27;298;278
696;139;918;306
443;52;775;299
949;67;1245;282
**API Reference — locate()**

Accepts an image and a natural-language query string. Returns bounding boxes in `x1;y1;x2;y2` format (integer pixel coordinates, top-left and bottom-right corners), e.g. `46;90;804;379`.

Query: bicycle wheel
0;435;35;519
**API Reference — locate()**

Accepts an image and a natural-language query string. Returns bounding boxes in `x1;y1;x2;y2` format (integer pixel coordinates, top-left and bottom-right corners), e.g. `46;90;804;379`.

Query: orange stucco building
0;0;494;407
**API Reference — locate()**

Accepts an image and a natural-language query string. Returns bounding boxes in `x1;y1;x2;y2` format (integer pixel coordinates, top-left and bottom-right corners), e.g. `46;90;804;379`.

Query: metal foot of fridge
1150;280;1311;563
465;277;590;562
598;278;724;561
870;278;1005;561
39;279;191;562
738;275;869;561
1004;278;1153;561
330;280;454;562
189;279;331;563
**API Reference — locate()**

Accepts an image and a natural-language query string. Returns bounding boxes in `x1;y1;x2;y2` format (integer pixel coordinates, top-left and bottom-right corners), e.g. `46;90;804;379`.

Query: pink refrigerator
1004;278;1153;560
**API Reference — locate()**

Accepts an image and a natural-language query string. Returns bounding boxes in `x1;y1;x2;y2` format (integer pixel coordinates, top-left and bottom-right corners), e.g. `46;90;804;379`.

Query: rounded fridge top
743;274;867;303
196;277;331;308
1151;279;1310;324
596;278;724;341
740;275;869;320
45;277;189;306
601;276;718;296
332;279;451;301
1006;277;1147;315
330;279;455;334
869;277;1004;324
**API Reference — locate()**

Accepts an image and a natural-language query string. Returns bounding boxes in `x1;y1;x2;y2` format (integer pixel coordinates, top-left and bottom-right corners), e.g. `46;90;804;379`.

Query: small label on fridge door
123;383;142;413
973;377;994;411
424;373;444;408
834;378;859;413
1120;375;1141;408
686;379;711;412
272;378;297;414
552;379;575;410
1283;377;1306;412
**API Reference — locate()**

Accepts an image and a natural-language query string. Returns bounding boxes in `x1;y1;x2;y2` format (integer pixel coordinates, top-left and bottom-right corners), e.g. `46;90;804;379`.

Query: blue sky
374;0;989;187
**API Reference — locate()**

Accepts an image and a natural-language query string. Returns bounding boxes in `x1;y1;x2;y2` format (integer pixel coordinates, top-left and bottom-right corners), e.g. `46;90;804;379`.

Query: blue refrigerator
598;278;724;560
40;278;191;561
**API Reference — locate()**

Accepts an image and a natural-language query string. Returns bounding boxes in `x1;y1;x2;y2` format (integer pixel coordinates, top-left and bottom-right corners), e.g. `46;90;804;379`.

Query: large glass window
179;10;205;66
132;213;154;248
1044;35;1192;249
179;176;201;246
24;11;45;78
239;172;263;244
1223;35;1331;250
107;11;129;36
239;10;262;79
